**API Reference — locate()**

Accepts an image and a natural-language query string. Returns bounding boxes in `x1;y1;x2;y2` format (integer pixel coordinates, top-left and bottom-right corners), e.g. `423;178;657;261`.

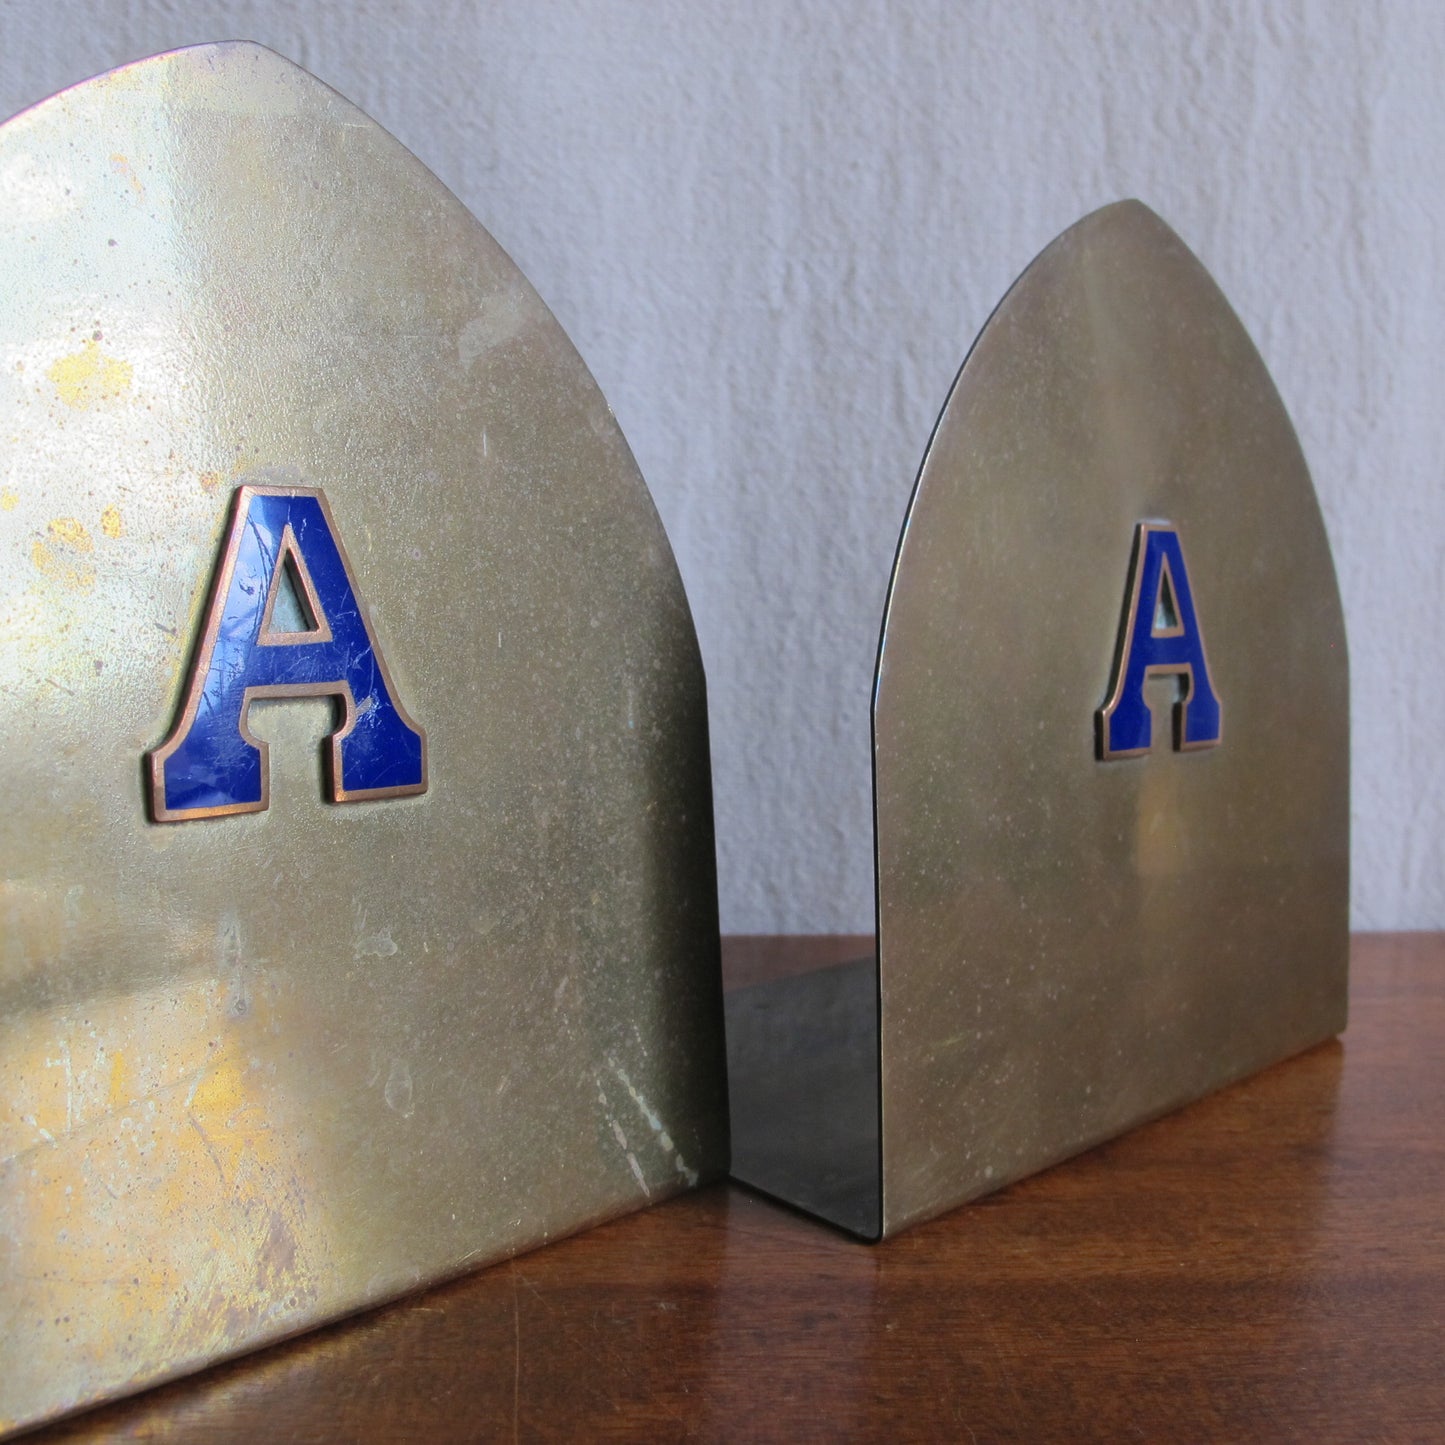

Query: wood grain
27;933;1445;1444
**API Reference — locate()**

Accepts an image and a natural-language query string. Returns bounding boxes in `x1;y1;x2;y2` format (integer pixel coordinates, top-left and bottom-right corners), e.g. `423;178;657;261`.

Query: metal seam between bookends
725;955;882;1239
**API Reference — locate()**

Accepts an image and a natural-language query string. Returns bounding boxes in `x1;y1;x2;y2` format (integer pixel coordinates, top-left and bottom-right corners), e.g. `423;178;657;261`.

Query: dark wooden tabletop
31;933;1445;1444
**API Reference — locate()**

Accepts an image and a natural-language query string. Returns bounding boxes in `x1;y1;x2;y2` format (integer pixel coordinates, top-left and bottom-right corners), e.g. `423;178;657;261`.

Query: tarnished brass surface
0;44;726;1434
726;201;1347;1243
873;201;1348;1235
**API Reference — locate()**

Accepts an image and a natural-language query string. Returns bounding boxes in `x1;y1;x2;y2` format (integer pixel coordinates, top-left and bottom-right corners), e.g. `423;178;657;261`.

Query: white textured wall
4;1;1441;931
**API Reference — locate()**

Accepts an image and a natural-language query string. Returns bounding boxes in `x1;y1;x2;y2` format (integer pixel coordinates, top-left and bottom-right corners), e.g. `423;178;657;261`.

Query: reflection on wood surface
28;934;1445;1443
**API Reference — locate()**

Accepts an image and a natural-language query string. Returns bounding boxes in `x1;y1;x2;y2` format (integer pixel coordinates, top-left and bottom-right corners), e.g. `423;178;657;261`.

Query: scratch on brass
609;1059;697;1186
595;1080;650;1196
108;152;146;199
354;907;399;960
383;1059;415;1117
0;972;332;1420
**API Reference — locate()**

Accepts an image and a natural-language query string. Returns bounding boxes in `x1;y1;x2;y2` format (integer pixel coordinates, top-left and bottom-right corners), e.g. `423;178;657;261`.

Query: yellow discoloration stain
0;971;329;1411
107;1050;130;1111
47;517;93;552
187;1055;262;1188
0;976;277;1163
46;340;134;410
31;539;95;593
100;504;123;538
109;152;145;200
31;519;97;592
199;470;223;494
0;489;17;511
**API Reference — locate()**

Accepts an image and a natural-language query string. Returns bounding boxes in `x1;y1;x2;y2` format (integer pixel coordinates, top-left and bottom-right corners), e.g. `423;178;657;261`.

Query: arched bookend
0;45;726;1435
727;200;1348;1241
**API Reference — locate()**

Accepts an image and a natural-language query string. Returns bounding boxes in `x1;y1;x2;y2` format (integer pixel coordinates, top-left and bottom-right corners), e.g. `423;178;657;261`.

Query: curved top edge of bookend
0;44;723;1433
872;199;1347;1237
3;41;695;610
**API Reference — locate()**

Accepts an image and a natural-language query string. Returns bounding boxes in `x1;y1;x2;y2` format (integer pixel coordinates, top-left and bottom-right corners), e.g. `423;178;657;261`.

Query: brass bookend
0;44;726;1434
727;200;1348;1240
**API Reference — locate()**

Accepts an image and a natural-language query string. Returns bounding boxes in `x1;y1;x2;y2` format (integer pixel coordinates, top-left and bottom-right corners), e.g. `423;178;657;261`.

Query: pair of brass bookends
0;44;1347;1436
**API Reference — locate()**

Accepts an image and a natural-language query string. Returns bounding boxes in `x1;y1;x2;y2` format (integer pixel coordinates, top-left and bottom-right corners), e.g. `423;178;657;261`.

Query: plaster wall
3;0;1440;930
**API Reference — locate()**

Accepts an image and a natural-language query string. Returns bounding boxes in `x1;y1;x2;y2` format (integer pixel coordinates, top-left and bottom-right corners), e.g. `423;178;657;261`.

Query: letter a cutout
148;486;427;821
1097;522;1222;759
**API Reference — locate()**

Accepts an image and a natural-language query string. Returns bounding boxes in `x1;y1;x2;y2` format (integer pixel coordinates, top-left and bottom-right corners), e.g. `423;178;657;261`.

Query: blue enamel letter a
1096;522;1222;760
148;486;427;821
